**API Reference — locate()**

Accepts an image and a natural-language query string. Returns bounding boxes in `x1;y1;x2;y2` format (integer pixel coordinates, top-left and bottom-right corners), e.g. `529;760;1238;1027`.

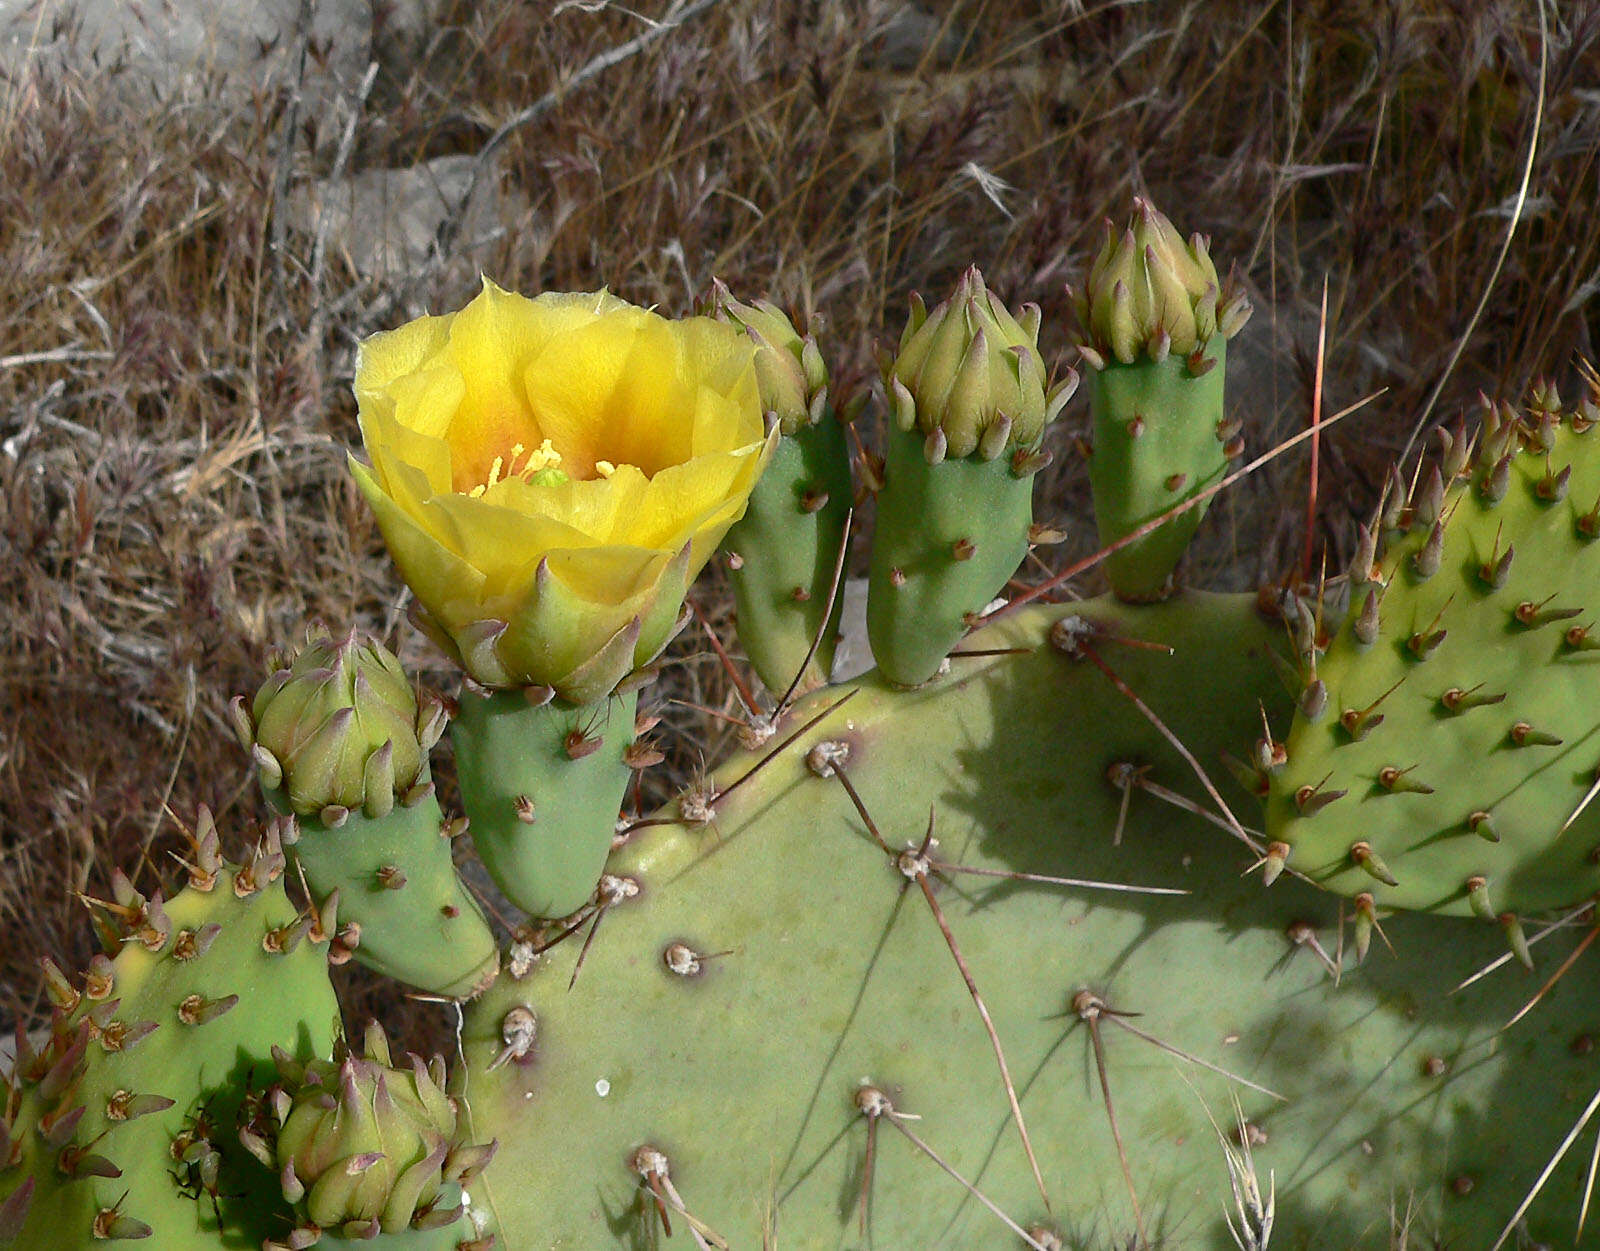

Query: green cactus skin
455;687;639;919
725;417;854;697
865;423;1039;687
1264;398;1600;922
283;792;499;999
460;596;1595;1249
1;817;339;1249
1089;347;1232;601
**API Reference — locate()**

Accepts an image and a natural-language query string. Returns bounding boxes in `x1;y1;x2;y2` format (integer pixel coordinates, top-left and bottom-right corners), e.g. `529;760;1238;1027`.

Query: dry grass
1;0;1597;1040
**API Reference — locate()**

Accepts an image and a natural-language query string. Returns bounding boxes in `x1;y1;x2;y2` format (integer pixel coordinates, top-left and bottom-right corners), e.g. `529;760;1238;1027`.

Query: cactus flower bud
245;627;424;819
348;279;774;705
267;1023;492;1240
1078;197;1250;364
890;266;1072;460
713;280;829;436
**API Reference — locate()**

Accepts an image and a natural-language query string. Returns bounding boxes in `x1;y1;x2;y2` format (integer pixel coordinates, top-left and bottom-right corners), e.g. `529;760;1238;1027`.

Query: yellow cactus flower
350;279;772;705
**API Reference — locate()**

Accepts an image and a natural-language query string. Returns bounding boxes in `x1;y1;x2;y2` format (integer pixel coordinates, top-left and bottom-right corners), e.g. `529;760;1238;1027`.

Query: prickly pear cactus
1078;199;1252;601
458;597;1598;1249
235;626;500;998
14;220;1600;1251
715;284;855;698
1;813;339;1249
1262;390;1600;930
867;268;1075;687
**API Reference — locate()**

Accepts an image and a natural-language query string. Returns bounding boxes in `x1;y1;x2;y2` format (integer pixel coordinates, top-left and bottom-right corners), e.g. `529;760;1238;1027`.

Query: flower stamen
469;439;565;497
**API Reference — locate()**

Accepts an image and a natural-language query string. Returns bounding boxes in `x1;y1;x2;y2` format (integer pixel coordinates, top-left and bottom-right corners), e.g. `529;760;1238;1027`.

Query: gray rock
291;152;511;281
0;0;438;120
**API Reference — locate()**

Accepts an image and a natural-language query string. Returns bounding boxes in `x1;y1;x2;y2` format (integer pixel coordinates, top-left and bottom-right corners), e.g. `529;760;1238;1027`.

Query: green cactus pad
1;817;338;1249
1089;347;1232;600
1264;399;1600;920
456;687;639;919
460;596;1597;1249
725;416;854;696
865;423;1037;686
284;792;498;999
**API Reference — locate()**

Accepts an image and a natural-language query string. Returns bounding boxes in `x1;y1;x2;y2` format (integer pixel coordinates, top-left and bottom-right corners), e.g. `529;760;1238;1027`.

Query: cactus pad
1;814;339;1249
459;597;1598;1248
1264;394;1600;922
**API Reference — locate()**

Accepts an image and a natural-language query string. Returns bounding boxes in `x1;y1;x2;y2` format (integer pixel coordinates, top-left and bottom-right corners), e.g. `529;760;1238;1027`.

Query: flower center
468;439;568;497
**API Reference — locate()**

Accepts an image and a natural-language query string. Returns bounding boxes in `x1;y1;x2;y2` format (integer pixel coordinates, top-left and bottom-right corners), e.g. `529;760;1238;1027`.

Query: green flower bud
713;281;829;436
890;266;1072;460
1078;198;1252;365
242;626;433;819
266;1022;493;1242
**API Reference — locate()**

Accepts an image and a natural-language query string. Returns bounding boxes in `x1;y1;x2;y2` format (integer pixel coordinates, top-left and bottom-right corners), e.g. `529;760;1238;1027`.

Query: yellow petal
623;451;758;552
349;457;486;617
422;491;592;596
360;369;462;499
355;313;452;403
526;307;692;477
677;315;764;441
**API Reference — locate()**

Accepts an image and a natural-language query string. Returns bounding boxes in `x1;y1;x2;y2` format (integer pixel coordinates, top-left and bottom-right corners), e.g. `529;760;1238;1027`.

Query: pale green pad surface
461;595;1597;1250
